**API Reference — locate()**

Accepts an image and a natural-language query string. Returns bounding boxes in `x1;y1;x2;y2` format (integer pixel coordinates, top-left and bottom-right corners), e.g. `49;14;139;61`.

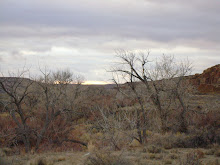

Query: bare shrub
148;133;186;149
27;155;66;165
148;130;219;149
192;111;220;145
164;159;172;164
205;149;215;155
207;159;219;165
195;149;205;159
169;154;178;159
215;149;220;157
179;152;202;165
147;145;162;153
0;157;9;165
88;106;134;151
0;68;87;153
84;150;132;165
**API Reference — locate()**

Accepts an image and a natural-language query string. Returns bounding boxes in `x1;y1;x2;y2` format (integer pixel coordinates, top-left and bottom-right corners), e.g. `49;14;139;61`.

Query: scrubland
0;54;219;164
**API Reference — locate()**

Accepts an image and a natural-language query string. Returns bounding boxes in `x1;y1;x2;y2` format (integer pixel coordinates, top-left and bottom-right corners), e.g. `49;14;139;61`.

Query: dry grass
1;147;220;165
84;150;132;165
215;151;220;157
179;152;202;165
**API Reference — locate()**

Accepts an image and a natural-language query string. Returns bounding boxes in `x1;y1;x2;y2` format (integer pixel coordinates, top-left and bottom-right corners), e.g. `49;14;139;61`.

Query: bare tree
35;68;87;151
0;70;34;153
0;68;87;153
112;51;192;133
152;55;192;132
113;74;148;144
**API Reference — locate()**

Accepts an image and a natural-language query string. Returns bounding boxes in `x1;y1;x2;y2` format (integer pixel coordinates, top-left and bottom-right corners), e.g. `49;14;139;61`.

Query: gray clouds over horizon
0;0;220;82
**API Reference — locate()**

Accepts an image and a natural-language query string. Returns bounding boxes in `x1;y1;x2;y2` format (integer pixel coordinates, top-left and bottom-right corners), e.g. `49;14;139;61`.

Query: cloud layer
0;0;220;81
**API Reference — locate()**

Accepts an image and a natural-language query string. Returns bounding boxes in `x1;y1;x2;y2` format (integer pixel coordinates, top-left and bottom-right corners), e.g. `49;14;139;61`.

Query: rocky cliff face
191;64;220;94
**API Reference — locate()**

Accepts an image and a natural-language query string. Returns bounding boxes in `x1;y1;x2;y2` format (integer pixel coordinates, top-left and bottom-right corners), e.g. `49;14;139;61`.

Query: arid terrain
1;0;220;164
0;63;220;165
1;147;220;165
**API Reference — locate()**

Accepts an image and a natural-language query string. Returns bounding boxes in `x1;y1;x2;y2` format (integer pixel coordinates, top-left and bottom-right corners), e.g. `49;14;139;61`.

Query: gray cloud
1;0;220;42
0;0;220;81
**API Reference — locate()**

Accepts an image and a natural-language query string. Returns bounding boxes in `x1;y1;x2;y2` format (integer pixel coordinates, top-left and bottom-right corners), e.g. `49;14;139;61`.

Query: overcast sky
0;0;220;83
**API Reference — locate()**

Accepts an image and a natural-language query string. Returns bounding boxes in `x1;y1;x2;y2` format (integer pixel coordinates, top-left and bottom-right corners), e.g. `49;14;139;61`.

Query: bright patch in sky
82;81;110;85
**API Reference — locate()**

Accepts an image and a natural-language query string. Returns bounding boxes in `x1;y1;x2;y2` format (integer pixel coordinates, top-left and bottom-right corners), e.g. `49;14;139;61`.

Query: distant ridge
1;65;219;93
191;64;220;94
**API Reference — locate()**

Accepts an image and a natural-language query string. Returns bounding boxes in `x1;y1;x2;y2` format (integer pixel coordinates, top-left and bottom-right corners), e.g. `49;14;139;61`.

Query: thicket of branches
0;52;219;154
0;69;88;153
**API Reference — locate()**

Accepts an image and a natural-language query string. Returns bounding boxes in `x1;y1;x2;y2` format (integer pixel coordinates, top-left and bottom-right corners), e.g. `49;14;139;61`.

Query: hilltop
191;64;220;94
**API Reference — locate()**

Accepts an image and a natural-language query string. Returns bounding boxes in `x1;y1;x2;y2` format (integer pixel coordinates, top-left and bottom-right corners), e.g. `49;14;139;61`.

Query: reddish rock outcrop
191;64;220;94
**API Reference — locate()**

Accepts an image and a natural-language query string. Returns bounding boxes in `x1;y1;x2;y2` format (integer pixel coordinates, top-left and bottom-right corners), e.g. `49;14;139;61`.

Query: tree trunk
177;91;188;133
179;109;188;133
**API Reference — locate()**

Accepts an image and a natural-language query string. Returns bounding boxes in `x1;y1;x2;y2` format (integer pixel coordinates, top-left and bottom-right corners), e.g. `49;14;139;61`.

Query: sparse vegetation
179;152;202;165
147;145;162;153
84;150;132;165
0;54;220;164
